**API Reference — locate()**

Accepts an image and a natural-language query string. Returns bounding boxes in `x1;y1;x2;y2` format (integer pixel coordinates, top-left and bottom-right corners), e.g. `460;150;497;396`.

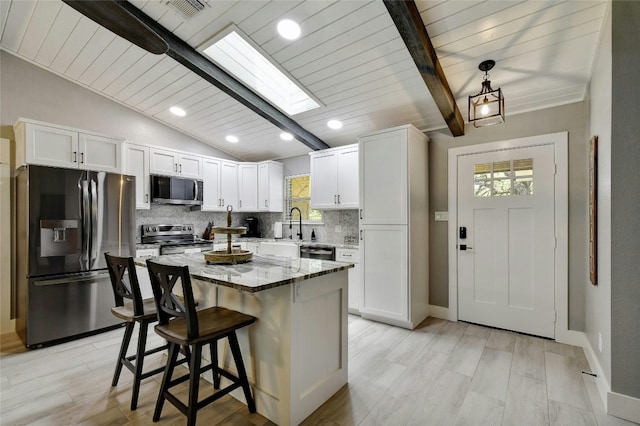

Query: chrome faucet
289;207;303;240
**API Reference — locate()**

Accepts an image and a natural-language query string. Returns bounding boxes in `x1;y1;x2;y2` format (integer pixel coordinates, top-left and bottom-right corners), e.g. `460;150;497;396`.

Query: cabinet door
25;123;79;168
220;160;238;210
337;146;359;208
310;151;338;209
336;248;360;313
237;163;258;211
123;144;150;209
202;158;222;211
178;153;202;179
149;148;178;176
360;225;408;324
359;130;407;224
258;162;283;212
79;133;121;173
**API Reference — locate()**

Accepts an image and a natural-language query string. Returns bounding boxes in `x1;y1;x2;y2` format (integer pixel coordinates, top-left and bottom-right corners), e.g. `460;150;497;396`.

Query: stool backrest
105;253;145;316
146;260;199;339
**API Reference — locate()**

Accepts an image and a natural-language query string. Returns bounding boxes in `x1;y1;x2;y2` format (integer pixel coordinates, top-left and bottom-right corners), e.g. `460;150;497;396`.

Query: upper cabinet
310;144;359;210
359;130;409;225
14;119;122;173
258;161;284;212
123;144;150;210
237;163;258;211
202;158;238;212
149;147;202;179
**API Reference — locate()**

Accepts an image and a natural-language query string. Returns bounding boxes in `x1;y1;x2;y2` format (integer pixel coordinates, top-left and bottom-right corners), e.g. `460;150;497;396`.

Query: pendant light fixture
468;60;505;128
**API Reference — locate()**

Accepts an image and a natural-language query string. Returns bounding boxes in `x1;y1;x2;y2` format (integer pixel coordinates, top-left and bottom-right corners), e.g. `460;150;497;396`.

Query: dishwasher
299;244;335;260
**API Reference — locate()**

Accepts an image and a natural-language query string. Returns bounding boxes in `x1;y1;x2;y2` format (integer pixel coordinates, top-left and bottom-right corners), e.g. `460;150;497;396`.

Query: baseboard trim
608;392;640;424
579;332;610;412
428;305;449;320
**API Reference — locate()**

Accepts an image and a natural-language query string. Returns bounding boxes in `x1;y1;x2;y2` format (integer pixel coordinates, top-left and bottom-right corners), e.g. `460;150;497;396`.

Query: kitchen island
136;253;352;426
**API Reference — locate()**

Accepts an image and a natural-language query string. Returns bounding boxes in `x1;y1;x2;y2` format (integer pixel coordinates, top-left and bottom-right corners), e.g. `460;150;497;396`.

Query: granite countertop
135;253;354;293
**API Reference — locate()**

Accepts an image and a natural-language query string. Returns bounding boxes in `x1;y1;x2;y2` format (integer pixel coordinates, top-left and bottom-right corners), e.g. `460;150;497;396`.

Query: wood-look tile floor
1;316;637;426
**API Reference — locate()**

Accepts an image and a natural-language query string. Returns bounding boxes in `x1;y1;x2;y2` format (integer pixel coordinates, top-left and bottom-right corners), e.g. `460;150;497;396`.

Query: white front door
457;144;556;338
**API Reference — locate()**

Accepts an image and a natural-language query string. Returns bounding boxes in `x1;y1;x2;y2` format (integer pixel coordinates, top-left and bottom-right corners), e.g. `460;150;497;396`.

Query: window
284;175;322;221
474;158;533;197
201;26;321;116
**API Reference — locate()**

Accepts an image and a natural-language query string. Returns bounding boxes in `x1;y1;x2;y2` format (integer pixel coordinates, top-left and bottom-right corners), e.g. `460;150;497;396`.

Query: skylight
201;27;321;116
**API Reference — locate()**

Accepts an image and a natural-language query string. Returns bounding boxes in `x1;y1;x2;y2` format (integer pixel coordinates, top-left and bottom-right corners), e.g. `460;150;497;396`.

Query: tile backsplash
135;206;359;245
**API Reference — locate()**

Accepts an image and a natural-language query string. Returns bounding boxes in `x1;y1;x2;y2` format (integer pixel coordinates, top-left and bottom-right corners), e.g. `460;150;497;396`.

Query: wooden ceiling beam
62;0;330;151
383;0;465;136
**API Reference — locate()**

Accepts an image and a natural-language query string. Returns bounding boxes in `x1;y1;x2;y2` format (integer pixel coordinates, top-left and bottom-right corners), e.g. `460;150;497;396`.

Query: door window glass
474;158;533;197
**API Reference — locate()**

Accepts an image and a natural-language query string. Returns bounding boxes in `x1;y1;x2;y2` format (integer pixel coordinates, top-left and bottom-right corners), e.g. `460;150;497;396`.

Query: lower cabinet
359;225;411;327
336;248;360;314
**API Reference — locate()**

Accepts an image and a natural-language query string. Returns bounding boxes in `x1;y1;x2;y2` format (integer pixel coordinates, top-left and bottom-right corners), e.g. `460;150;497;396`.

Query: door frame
447;132;569;341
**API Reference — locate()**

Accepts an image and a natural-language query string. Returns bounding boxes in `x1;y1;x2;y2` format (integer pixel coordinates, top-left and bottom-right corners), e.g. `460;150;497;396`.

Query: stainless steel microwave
151;175;203;205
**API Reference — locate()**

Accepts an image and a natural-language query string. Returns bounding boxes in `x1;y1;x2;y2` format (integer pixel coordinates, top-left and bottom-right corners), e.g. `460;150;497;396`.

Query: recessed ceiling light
169;106;186;117
277;19;301;40
280;132;294;141
327;120;343;129
225;135;239;143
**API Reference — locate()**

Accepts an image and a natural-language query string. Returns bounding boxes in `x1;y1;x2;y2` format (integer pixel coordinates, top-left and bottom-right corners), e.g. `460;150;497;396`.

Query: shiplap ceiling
0;0;607;161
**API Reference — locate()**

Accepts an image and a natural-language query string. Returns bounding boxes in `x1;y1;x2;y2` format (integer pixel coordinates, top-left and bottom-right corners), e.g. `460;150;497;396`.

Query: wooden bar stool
105;253;179;411
146;260;257;426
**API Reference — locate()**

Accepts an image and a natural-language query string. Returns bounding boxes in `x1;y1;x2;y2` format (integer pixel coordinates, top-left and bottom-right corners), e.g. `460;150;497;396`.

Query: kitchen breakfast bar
135;253;353;426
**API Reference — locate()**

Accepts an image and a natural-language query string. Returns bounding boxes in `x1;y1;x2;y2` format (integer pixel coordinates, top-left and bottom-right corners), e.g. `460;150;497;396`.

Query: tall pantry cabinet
358;124;429;329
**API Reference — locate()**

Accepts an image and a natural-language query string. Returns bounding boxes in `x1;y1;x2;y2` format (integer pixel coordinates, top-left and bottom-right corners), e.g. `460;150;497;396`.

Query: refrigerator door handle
81;178;91;269
32;271;111;286
90;178;100;268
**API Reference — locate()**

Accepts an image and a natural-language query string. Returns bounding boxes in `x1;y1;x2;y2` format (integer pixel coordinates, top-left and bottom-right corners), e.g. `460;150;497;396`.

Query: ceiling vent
167;0;206;19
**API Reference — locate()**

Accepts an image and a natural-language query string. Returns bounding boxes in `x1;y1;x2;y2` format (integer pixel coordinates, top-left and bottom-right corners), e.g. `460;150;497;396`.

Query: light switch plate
435;211;449;221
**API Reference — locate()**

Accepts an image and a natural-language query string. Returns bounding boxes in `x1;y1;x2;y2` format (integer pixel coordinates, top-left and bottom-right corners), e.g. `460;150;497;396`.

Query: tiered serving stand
203;206;253;264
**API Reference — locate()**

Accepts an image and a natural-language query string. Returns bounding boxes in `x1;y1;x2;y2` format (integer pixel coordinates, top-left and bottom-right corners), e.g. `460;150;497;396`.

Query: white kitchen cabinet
258;161;284;212
14;119;122;173
309;144;359;209
336;247;360;314
202;158;238;211
360;226;408;323
237;163;258;211
149;147;202;178
259;242;299;258
359;130;408;225
358;125;429;329
220;160;238;210
123;143;150;209
245;241;260;254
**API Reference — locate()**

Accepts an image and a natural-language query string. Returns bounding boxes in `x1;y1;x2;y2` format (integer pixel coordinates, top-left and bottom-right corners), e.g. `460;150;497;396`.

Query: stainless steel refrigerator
15;165;136;347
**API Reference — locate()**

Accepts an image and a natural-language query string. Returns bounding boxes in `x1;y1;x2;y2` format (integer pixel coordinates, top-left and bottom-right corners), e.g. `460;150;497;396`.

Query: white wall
0;51;238;160
0;138;13;334
426;102;589;330
586;1;612;389
609;1;640;400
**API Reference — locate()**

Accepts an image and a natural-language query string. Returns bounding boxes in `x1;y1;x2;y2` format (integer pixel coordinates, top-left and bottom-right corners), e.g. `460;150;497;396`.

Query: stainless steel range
141;224;213;255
